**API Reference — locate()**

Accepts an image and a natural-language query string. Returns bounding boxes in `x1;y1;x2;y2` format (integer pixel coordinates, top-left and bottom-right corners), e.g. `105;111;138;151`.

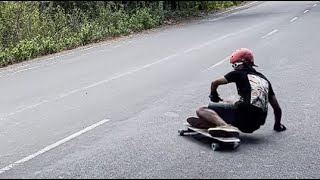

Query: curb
208;1;262;18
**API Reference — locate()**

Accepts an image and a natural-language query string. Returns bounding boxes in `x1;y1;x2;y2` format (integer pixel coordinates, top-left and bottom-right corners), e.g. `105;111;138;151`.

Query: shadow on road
239;134;268;145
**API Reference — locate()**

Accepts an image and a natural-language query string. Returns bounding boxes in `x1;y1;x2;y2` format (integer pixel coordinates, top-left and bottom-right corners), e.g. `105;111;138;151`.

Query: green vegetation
0;1;244;67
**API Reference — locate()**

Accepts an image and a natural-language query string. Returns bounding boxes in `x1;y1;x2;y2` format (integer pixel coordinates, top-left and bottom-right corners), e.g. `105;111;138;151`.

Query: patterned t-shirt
224;67;275;125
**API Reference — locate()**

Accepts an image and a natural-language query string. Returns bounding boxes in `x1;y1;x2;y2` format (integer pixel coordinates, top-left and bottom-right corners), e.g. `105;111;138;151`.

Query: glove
273;123;286;132
209;91;223;102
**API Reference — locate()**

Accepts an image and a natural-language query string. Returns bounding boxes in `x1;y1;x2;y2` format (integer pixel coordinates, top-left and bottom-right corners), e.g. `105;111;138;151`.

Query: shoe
208;125;240;138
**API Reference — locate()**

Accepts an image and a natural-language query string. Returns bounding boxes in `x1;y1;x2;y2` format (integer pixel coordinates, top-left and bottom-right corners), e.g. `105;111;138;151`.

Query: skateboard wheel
233;142;240;149
211;143;220;151
178;129;185;136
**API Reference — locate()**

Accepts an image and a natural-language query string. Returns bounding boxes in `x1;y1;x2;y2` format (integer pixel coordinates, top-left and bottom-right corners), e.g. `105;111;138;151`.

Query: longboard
178;123;240;151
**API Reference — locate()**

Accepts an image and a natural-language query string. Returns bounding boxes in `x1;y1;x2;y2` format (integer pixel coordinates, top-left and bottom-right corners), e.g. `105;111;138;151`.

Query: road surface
0;1;319;178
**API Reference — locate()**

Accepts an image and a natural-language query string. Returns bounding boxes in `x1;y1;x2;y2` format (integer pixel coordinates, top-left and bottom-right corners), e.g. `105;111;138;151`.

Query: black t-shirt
224;67;275;126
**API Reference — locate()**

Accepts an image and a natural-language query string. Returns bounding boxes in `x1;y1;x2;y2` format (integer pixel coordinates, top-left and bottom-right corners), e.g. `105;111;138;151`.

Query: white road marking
7;60;60;76
114;44;122;48
0;119;110;174
303;10;309;13
125;41;133;45
313;4;317;7
206;17;225;22
184;49;194;53
0;64;30;75
215;1;259;16
290;17;298;22
262;29;278;39
0;40;128;78
9;66;49;75
204;56;230;71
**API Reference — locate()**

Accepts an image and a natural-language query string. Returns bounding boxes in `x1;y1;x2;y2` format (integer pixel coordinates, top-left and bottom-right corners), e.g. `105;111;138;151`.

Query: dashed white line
303;10;309;13
290;17;298;22
262;29;278;39
313;4;317;7
204;56;230;71
0;119;110;174
183;49;194;53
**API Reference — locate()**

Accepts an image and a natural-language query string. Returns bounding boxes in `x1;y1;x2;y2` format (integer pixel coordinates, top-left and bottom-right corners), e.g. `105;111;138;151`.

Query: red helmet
229;48;257;66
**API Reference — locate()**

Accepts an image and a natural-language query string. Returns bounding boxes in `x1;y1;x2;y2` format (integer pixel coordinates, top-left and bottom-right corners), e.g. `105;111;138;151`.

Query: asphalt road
0;1;320;178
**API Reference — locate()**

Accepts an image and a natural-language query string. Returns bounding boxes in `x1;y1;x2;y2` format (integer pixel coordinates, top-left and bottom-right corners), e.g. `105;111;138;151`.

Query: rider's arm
209;77;229;102
269;95;282;125
267;81;286;131
211;77;228;92
210;71;237;102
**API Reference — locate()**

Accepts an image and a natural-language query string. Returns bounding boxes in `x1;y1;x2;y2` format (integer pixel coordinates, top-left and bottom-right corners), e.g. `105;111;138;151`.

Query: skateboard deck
178;122;240;151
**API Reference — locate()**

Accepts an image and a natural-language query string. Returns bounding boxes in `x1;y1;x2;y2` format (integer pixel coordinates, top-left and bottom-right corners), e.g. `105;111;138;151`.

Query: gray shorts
208;102;261;133
208;102;237;125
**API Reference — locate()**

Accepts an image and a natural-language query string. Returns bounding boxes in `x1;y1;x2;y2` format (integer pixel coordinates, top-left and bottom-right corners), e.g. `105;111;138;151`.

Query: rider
187;48;286;137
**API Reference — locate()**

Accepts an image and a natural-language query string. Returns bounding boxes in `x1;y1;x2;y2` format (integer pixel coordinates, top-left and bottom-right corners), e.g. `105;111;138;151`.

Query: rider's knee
196;107;206;117
196;106;217;117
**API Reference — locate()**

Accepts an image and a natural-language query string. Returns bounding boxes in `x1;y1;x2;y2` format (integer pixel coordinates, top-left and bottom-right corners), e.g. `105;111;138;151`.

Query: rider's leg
196;106;227;127
196;102;240;137
186;116;215;129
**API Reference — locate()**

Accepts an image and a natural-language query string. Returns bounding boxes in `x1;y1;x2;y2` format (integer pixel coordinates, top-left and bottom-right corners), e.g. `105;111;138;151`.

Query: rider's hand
273;123;286;132
209;91;223;102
